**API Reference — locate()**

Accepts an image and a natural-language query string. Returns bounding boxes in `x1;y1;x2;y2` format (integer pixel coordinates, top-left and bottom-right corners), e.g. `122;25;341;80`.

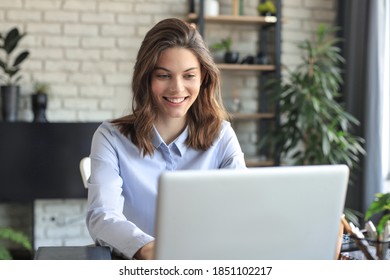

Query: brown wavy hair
112;18;229;156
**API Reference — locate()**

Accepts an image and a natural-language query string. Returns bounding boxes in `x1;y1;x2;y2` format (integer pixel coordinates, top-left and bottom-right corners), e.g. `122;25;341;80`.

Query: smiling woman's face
151;47;202;124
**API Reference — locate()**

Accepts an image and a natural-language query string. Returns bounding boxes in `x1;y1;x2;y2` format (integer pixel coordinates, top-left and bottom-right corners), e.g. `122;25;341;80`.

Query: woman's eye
156;74;170;79
184;74;195;79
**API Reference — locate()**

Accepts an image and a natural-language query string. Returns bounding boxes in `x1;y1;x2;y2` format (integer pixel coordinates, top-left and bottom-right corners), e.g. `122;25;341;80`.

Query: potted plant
31;81;49;122
365;192;390;237
0;227;32;260
357;192;390;259
260;24;366;222
257;0;276;16
0;27;30;122
261;24;365;169
210;37;239;64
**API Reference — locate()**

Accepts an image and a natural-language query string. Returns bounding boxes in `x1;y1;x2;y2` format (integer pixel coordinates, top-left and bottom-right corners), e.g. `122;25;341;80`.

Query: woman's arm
86;122;154;259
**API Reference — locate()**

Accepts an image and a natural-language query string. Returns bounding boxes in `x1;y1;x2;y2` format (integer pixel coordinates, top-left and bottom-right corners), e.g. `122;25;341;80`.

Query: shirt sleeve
218;121;247;169
86;122;154;259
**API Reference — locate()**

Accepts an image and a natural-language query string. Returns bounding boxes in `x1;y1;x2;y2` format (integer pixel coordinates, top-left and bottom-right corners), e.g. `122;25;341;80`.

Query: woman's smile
163;96;189;104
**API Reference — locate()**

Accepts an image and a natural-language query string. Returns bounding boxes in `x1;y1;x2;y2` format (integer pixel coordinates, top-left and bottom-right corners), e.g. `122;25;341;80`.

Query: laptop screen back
154;165;349;260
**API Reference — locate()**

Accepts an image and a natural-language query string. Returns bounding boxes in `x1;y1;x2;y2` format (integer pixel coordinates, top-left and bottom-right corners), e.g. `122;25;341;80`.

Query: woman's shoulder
92;119;135;151
97;119;117;132
213;120;235;141
221;119;232;128
220;120;233;133
94;119;123;139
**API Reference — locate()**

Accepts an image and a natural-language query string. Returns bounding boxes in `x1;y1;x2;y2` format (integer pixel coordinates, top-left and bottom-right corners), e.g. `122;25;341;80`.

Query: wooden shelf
187;13;277;24
217;63;275;71
231;113;275;120
245;160;275;167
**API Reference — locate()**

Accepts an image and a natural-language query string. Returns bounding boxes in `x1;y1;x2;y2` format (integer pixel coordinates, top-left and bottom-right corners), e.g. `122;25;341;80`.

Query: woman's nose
170;77;184;92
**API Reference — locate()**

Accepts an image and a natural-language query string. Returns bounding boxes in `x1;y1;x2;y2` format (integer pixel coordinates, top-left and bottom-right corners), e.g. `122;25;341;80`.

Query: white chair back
79;157;91;189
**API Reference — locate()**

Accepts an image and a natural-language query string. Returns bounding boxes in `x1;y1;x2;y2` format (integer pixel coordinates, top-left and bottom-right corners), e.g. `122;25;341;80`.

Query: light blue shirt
86;120;246;258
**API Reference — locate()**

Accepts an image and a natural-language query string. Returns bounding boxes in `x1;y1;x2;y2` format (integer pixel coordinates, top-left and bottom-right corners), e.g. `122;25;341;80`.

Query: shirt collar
151;125;189;157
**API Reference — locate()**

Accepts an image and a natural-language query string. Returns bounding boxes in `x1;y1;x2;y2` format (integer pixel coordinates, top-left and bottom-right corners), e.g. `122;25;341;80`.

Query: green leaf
3;27;22;54
344;208;363;227
0;228;32;251
0;247;12;260
12;50;29;67
210;37;232;52
377;213;390;235
5;67;20;78
13;75;22;84
365;193;390;220
322;134;330;156
0;60;6;71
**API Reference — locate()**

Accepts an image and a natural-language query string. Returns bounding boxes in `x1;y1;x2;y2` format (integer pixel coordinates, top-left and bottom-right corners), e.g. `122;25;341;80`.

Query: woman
86;18;246;260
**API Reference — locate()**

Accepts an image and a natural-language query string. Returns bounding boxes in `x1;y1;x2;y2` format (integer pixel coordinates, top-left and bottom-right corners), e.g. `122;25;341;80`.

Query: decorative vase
31;93;48;122
224;51;240;64
205;0;219;16
256;52;270;64
1;85;20;122
260;12;274;16
189;0;195;13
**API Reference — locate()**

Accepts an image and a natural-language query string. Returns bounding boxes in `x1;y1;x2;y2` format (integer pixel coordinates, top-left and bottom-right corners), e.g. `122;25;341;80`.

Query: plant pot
224;51;240;64
255;52;270;64
1;85;20;122
260;12;275;16
205;0;219;16
194;0;220;16
31;93;48;122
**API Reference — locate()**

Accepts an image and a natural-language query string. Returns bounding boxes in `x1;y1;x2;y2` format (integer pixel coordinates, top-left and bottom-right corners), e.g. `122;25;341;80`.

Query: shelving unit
232;112;275;120
188;0;282;167
187;13;277;24
217;63;275;71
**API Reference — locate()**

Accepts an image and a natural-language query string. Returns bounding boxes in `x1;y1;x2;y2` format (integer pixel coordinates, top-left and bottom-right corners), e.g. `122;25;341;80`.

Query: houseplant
0;27;30;122
359;192;390;259
260;24;365;222
210;37;239;64
257;0;276;16
0;227;32;260
261;24;365;169
365;192;390;237
31;81;49;122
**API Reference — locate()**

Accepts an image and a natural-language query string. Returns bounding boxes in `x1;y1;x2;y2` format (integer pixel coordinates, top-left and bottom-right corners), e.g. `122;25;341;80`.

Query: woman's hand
134;241;155;260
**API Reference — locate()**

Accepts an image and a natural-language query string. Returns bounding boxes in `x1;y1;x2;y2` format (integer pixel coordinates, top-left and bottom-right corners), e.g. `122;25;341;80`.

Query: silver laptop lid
154;165;349;260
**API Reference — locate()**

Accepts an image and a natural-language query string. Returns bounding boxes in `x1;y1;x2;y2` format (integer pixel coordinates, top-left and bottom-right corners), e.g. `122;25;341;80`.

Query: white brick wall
0;0;337;252
0;203;32;249
0;1;184;123
33;199;93;249
282;0;337;69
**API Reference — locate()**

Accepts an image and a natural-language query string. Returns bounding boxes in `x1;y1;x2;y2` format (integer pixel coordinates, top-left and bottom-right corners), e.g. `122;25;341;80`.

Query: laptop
153;164;349;260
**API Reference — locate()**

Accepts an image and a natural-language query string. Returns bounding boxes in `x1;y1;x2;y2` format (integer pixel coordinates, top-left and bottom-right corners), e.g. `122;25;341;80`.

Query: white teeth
166;97;186;103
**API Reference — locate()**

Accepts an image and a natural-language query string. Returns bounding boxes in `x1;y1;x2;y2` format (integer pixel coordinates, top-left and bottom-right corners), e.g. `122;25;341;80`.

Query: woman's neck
154;118;187;145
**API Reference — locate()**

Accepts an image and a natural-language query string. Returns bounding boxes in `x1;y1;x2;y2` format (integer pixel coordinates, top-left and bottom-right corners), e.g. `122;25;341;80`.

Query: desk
34;246;112;260
341;247;390;260
340;234;390;260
